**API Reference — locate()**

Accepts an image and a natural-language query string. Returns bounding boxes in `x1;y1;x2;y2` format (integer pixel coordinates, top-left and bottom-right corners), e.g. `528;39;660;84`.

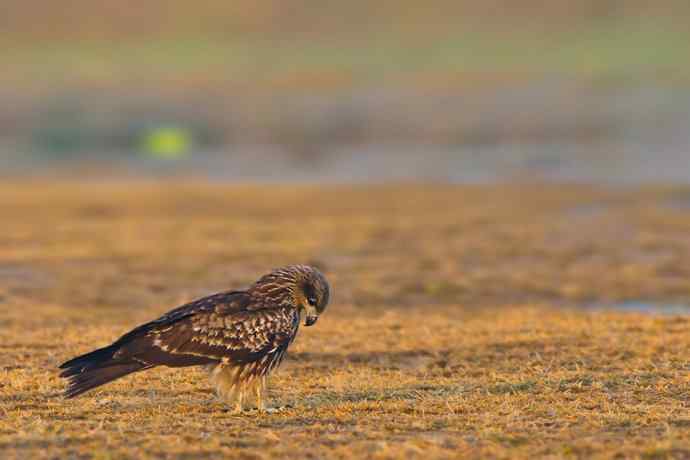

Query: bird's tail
59;345;148;398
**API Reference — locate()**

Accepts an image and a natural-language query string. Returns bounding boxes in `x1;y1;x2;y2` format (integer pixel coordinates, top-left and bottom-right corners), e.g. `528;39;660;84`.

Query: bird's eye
307;296;317;306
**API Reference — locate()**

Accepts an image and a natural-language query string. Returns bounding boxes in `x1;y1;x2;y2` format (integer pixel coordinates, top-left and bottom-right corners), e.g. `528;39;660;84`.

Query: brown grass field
1;182;690;459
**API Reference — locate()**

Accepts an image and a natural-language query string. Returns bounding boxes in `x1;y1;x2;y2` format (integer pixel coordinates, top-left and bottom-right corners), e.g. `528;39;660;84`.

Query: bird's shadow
289;335;582;368
286;349;440;370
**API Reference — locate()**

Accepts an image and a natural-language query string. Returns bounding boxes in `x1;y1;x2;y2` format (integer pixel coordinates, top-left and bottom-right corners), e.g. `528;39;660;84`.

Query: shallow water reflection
587;301;690;315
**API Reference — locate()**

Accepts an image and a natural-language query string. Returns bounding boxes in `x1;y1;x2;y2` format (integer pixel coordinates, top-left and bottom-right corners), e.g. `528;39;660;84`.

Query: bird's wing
112;291;299;367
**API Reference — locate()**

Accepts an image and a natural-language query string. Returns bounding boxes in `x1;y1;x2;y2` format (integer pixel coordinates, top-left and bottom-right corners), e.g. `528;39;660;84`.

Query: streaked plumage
59;264;330;412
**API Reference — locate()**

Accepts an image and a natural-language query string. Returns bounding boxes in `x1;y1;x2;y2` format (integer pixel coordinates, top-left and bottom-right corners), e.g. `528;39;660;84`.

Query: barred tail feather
59;345;149;398
62;362;146;398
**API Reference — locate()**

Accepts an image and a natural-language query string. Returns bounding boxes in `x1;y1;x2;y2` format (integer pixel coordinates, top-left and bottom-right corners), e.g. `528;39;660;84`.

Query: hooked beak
304;315;318;327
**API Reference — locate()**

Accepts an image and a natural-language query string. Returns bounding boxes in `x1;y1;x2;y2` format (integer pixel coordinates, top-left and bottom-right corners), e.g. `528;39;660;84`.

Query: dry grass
1;182;690;459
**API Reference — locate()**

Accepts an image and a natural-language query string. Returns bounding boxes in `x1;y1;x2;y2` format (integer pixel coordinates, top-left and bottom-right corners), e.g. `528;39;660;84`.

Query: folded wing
59;290;298;397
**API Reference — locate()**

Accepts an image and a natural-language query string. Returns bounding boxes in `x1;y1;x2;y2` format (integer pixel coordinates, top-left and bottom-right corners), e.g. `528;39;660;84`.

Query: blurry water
586;301;690;315
1;84;689;184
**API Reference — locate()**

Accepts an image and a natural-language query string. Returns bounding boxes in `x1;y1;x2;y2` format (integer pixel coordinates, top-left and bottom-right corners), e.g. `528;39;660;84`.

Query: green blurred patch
3;18;690;89
141;126;193;159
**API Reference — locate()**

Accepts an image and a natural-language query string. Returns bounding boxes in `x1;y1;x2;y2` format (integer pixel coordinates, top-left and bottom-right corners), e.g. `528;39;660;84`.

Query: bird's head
295;266;330;326
249;264;330;326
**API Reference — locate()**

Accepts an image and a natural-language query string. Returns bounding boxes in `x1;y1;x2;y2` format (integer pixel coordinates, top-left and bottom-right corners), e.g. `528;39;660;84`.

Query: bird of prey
59;264;330;412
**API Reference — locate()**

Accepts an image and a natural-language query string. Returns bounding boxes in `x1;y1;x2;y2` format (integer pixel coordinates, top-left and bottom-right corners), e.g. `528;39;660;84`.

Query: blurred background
2;0;689;183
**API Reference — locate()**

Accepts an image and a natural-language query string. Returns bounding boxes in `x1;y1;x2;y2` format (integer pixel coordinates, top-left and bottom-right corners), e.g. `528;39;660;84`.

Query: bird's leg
255;378;265;412
233;387;244;414
211;365;231;403
212;365;247;414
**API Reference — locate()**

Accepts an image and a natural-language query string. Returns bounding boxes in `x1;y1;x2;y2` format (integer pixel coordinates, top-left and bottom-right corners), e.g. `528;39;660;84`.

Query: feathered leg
209;364;247;413
255;377;265;412
234;388;245;414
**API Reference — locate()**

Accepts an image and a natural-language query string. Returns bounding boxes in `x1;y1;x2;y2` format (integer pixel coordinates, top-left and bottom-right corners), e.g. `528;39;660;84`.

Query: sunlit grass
1;182;690;457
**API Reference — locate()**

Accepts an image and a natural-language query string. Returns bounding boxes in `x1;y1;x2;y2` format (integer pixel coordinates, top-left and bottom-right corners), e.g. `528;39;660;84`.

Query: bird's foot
263;404;293;414
243;405;290;415
224;399;245;415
